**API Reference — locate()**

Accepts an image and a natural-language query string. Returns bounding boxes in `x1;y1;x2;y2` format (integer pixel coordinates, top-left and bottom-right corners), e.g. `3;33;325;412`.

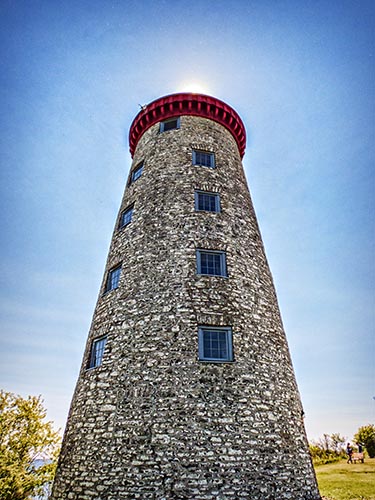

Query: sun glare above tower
176;81;211;94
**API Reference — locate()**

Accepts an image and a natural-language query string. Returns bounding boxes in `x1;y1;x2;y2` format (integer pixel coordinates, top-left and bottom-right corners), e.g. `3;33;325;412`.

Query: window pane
208;195;216;211
200;329;231;361
110;267;121;288
193;150;214;168
119;207;133;228
200;253;211;274
218;332;228;358
196;192;219;212
197;194;205;211
89;336;107;368
198;251;225;276
106;265;121;292
213;254;222;275
162;119;178;131
131;164;143;182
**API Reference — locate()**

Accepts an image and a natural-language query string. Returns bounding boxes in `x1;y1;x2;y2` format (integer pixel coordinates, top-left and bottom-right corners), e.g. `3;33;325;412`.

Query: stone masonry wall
52;115;320;499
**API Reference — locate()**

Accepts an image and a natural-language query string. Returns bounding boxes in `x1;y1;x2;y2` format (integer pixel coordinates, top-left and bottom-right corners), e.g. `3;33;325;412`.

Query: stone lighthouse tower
52;93;320;499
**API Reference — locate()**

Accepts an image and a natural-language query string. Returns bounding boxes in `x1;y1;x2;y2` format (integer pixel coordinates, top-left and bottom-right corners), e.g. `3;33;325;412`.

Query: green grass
315;457;375;500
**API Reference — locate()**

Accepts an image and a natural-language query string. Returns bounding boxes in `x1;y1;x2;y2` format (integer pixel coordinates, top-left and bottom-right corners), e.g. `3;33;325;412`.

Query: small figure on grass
346;443;353;463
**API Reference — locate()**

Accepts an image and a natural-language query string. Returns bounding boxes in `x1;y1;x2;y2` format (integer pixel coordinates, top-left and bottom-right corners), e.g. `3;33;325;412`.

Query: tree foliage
309;433;346;465
0;390;61;500
354;424;375;458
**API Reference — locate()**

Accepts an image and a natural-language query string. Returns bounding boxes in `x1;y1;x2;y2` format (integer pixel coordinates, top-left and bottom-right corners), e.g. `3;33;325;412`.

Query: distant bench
352;452;364;463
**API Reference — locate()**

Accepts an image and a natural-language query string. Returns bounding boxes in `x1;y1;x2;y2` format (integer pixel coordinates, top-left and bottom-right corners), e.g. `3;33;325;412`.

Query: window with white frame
87;336;107;368
104;264;121;293
195;190;220;212
198;326;233;362
160;117;180;132
119;205;133;229
192;150;215;168
196;249;227;277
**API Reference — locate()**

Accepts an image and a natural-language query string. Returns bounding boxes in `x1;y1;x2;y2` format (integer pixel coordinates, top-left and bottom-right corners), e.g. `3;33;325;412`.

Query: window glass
88;336;107;368
119;206;133;229
105;265;121;293
193;150;215;168
195;191;220;212
160;117;180;132
130;163;143;183
198;327;233;362
197;250;227;277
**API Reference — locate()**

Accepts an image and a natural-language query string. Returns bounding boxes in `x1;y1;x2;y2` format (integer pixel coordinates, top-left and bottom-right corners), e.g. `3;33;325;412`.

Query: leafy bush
0;390;61;500
354;424;375;458
309;433;346;465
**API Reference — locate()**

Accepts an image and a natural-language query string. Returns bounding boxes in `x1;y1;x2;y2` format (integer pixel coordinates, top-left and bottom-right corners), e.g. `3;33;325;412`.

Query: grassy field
315;457;375;500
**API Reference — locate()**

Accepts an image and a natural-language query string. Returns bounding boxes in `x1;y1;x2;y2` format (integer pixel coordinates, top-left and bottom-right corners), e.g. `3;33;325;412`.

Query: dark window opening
87;336;107;368
196;249;227;277
104;265;122;293
195;191;220;212
193;150;215;168
130;163;143;184
198;327;233;362
119;205;133;229
160;117;180;132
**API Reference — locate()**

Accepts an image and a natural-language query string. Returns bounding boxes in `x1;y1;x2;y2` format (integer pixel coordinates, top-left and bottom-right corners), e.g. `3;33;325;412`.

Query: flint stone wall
51;116;320;499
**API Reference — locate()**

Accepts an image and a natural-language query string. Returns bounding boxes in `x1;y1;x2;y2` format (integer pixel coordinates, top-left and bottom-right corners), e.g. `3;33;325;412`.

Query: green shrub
309;433;346;465
354;424;375;458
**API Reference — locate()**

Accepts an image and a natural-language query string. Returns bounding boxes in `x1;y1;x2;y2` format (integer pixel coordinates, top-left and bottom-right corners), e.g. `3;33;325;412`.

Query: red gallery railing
129;93;246;158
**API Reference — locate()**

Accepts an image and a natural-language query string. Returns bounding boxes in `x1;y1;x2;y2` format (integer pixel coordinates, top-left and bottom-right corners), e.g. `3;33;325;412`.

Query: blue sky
0;0;374;440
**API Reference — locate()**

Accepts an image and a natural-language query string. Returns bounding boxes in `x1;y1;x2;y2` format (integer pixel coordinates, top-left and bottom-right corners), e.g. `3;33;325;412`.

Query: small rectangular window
193;150;215;168
119;205;133;229
196;249;227;277
198;327;233;362
87;336;107;368
195;191;220;212
160;117;180;132
130;163;143;184
104;264;121;293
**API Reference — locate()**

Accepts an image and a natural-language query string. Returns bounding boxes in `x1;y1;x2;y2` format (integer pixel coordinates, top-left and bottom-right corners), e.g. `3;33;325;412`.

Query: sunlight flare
175;81;211;95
